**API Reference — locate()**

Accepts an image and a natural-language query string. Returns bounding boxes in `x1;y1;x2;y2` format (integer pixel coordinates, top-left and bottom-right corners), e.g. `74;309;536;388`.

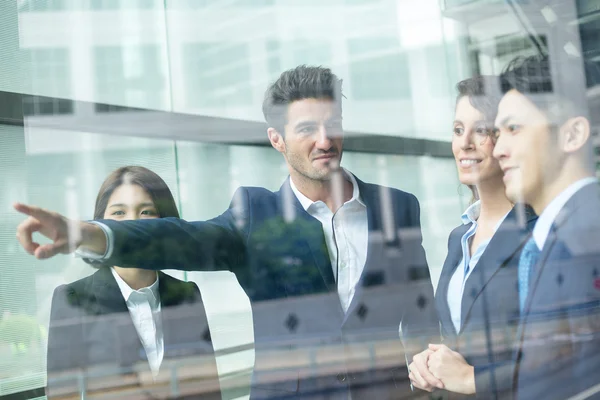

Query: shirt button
336;373;347;382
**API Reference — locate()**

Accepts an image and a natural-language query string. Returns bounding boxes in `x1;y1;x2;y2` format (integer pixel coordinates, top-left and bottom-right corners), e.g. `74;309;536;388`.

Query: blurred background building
1;0;598;399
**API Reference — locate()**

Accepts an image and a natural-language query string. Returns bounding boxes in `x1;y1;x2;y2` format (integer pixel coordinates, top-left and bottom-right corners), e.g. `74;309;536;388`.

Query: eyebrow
108;202;155;208
453;119;489;126
295;117;343;128
497;116;513;127
294;121;318;131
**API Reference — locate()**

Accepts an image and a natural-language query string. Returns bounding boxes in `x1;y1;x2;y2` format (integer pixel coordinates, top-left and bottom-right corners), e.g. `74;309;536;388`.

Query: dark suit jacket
513;183;600;400
46;267;221;399
435;205;537;400
95;175;440;399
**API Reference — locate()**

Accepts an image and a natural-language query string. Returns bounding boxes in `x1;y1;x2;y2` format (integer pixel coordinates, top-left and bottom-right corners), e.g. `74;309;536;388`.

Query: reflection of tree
160;274;197;306
0;314;45;377
246;216;331;301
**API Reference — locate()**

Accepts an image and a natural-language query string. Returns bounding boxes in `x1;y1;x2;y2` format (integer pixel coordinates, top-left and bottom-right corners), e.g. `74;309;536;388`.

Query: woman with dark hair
408;77;536;399
46;166;221;399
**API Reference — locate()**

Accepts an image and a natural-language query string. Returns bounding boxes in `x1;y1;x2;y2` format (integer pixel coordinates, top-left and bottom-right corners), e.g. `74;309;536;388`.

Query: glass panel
2;0;600;399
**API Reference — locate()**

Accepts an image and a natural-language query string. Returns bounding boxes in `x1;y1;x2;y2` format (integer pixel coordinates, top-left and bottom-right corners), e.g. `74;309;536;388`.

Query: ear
561;116;590;153
267;127;286;154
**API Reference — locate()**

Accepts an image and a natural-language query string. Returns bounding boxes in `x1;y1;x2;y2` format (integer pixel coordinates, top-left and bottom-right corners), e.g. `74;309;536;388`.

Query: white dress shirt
447;201;509;333
289;170;368;312
110;268;164;377
532;177;598;251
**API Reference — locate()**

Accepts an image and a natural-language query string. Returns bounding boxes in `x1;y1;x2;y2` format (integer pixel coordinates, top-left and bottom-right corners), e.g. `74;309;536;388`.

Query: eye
111;210;125;216
141;209;158;216
507;124;521;134
298;125;317;135
453;126;464;136
474;125;490;136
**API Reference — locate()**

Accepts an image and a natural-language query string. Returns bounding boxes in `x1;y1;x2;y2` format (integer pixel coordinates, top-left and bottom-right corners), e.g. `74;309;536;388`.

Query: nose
492;131;507;160
315;125;334;150
459;130;475;151
127;213;139;221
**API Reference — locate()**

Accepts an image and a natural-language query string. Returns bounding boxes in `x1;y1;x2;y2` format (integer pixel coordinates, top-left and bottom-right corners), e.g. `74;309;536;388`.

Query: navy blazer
46;267;221;399
435;205;537;400
513;183;600;400
96;175;440;400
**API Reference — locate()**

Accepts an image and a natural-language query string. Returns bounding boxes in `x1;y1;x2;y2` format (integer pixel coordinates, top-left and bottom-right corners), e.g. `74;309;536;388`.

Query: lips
313;154;337;161
502;167;517;181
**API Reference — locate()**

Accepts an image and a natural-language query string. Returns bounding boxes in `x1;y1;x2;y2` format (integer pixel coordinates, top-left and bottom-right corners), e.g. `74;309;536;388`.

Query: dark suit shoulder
53;273;97;308
238;185;276;198
50;285;89;322
63;273;94;292
447;222;469;250
230;186;279;218
449;222;470;236
360;180;417;201
237;186;279;208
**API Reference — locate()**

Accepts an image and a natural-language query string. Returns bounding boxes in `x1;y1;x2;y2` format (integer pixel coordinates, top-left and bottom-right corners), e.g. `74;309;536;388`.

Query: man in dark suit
47;268;221;399
15;65;439;399
492;55;600;399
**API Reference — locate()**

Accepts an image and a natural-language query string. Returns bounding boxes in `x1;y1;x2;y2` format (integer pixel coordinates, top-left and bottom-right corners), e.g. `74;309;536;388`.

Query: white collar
533;177;598;250
111;267;159;304
289;168;365;211
460;199;510;233
461;200;481;225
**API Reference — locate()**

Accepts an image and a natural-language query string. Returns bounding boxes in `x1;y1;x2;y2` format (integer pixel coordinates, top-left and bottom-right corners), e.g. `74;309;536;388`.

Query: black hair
93;166;179;220
500;54;600;124
262;65;344;134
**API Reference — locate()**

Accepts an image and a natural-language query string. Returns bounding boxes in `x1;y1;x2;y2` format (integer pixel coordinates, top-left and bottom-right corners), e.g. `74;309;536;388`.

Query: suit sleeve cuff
73;221;114;260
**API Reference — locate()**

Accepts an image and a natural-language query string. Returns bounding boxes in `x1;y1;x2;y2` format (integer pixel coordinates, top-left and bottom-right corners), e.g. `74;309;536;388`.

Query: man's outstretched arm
14;202;246;272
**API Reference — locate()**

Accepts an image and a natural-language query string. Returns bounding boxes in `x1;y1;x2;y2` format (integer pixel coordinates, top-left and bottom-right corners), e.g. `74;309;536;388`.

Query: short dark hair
500;54;600;124
262;65;344;133
93;166;180;220
456;75;503;125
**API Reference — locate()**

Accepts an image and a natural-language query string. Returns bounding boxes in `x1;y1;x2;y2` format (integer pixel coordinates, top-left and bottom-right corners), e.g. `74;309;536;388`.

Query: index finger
13;203;54;222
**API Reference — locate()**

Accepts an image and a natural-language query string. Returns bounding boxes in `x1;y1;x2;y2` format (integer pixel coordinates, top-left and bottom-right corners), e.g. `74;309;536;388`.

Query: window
183;42;253;108
21;48;73;116
348;38;412;100
18;0;68;12
93;45;166;112
174;0;275;8
88;0;157;10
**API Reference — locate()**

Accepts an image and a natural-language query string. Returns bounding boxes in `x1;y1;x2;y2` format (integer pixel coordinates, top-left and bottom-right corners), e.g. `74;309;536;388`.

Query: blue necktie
518;237;541;312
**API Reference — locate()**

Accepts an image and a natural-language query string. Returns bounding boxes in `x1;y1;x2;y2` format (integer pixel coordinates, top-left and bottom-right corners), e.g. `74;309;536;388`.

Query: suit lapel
459;206;535;334
91;267;131;315
91;267;147;367
512;186;596;388
158;271;201;360
437;224;469;339
277;179;337;292
521;185;592;320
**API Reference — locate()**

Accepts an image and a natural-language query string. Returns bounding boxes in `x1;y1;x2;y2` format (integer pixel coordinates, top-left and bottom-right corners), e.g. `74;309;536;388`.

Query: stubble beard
285;150;336;183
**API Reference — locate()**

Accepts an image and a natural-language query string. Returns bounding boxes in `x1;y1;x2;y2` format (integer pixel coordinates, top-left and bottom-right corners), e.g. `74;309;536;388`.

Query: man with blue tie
493;54;600;400
14;65;439;399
